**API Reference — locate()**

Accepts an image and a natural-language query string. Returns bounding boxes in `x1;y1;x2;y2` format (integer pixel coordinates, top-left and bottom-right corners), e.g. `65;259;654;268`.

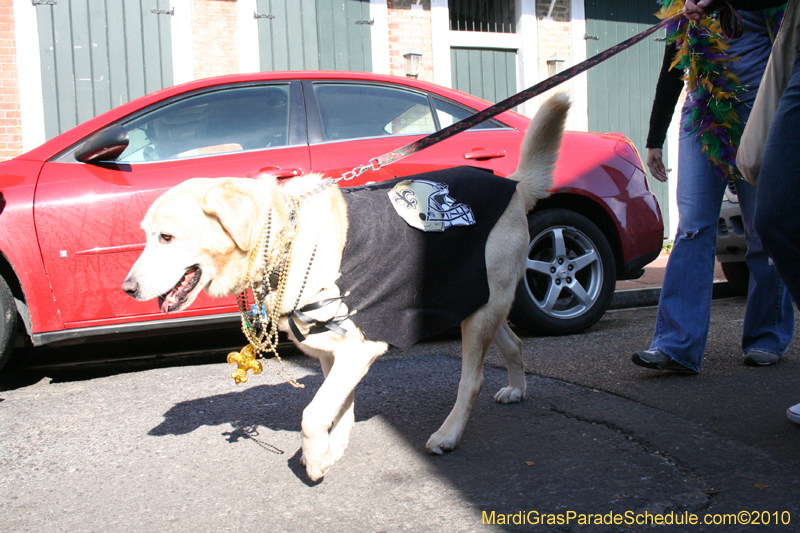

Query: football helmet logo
388;180;475;232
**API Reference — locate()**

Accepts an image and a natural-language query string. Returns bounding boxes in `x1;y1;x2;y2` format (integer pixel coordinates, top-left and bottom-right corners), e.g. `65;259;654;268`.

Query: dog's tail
507;92;571;212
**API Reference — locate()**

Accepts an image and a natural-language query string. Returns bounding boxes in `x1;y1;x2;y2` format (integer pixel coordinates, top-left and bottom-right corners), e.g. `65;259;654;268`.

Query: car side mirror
75;125;129;164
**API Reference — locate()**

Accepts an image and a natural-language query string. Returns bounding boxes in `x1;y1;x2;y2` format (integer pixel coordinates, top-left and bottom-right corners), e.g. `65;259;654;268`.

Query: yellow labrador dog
122;94;569;481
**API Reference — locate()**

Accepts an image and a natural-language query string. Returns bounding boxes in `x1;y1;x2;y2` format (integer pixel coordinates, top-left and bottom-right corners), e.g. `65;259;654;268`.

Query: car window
117;84;291;162
313;83;437;142
431;96;505;130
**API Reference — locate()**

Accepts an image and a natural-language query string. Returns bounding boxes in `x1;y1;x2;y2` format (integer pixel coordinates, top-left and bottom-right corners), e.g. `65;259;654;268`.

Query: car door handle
247;167;302;179
463;148;506;161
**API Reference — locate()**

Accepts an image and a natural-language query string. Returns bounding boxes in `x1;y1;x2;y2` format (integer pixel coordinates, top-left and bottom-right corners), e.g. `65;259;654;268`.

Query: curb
609;281;743;311
608;287;661;310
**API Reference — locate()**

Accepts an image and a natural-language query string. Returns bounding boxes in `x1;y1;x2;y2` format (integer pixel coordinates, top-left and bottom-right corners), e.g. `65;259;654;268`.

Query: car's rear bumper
716;197;747;263
618;249;661;281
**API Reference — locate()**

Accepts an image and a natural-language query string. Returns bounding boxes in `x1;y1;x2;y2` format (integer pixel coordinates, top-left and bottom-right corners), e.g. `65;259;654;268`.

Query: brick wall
388;0;433;81
0;0;21;161
192;0;240;80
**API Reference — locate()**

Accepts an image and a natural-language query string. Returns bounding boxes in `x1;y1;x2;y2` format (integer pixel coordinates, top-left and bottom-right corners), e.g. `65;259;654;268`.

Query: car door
304;81;524;186
33;82;310;328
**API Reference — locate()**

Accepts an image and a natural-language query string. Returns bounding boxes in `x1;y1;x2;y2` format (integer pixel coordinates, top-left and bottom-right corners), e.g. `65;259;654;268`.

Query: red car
0;71;663;370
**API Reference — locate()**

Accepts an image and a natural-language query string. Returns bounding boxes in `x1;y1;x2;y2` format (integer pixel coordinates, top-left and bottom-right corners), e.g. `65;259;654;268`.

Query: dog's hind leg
426;311;500;455
493;321;527;403
301;337;386;481
426;191;527;455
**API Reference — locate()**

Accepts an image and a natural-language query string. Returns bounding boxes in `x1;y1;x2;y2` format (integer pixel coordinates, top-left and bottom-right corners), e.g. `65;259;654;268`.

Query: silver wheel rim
522;225;603;320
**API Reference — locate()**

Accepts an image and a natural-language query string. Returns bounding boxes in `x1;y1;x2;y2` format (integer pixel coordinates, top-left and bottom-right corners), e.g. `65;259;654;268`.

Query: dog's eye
159;233;173;244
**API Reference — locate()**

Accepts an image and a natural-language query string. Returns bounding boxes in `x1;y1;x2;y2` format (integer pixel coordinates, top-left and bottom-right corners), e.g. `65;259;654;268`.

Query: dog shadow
148;371;364;486
146;356;456;486
148;378;319;438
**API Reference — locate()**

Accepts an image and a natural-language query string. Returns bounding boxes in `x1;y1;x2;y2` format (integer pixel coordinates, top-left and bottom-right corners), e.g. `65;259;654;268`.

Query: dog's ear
202;179;260;252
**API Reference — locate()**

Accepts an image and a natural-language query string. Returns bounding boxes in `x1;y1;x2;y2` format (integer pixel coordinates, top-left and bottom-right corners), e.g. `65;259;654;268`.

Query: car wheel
0;276;17;372
721;261;749;295
509;209;616;336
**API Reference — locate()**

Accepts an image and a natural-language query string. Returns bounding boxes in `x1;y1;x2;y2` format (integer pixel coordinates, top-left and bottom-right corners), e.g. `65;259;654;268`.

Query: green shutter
585;0;669;236
257;0;372;72
36;0;174;139
450;47;517;106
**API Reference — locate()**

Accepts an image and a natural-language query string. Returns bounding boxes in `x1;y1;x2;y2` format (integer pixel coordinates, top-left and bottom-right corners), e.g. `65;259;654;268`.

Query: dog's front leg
328;389;355;463
301;337;386;481
316;353;355;463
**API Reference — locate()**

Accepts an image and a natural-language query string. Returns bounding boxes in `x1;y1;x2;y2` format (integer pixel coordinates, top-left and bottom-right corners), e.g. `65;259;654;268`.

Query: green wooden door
36;0;174;140
256;0;373;72
585;0;669;235
450;48;517;105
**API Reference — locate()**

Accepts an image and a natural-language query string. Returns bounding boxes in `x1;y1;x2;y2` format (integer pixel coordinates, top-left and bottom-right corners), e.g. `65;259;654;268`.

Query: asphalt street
1;288;799;532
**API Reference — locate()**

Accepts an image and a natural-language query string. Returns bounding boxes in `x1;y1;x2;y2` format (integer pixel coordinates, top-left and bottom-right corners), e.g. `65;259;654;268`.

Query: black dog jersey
336;166;519;349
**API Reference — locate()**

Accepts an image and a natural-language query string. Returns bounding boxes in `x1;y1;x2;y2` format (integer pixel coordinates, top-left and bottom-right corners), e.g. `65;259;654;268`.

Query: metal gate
35;0;174;140
585;0;669;235
450;48;517;105
256;0;373;72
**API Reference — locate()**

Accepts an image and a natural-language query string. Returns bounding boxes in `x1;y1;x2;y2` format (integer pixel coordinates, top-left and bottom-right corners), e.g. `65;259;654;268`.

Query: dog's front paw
328;434;350;463
494;386;524;404
327;411;354;463
301;431;334;481
425;432;458;455
302;450;333;481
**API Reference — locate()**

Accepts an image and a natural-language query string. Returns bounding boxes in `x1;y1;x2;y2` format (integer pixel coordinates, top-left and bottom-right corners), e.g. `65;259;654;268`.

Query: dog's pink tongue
160;292;176;313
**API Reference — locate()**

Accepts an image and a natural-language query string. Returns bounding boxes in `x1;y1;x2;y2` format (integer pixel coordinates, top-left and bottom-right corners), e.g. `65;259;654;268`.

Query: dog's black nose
121;279;138;297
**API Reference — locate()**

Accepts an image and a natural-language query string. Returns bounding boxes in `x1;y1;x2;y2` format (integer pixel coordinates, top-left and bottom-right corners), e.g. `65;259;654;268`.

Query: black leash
337;10;685;184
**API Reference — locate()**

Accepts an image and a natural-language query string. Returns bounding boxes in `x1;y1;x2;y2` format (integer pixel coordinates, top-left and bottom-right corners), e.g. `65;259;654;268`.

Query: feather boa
655;1;785;180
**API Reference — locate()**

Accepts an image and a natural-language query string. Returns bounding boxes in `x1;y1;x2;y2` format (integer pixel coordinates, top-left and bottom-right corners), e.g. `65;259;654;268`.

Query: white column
237;0;260;74
515;0;538;118
170;0;194;84
14;0;45;151
430;0;451;87
569;0;588;132
370;0;390;74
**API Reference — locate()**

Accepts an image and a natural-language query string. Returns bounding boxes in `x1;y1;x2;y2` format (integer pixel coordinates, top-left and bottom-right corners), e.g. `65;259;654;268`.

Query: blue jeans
755;50;800;308
651;103;795;372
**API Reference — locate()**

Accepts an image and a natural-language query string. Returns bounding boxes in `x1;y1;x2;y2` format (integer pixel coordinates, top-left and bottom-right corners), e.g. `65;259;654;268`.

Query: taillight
614;138;645;173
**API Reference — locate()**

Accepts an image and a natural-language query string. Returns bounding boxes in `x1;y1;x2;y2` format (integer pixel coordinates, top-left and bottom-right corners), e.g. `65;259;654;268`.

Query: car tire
721;261;749;295
0;276;17;372
509;209;616;336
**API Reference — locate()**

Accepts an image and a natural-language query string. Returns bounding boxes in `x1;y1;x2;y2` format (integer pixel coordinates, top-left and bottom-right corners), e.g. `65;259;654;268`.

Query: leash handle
337;10;685;183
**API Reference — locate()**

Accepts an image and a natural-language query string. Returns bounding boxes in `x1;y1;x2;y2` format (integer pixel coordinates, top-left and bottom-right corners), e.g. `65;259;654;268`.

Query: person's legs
754;50;800;424
645;107;727;372
735;179;794;360
755;52;800;306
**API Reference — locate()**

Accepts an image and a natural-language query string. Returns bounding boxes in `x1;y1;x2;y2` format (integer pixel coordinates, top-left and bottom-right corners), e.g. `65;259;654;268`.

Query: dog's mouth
158;265;202;313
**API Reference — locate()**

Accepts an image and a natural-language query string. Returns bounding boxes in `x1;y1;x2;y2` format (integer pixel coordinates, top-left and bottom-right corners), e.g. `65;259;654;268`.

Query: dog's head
122;177;270;313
